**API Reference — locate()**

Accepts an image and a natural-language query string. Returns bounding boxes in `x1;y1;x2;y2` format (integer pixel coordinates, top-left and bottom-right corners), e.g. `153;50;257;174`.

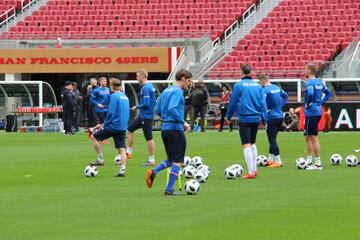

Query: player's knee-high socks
243;147;254;174
153;160;171;175
166;164;180;192
251;144;258;173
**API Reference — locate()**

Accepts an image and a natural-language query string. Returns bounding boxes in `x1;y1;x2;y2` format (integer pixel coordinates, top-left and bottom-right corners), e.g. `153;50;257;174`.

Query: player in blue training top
303;63;332;170
259;74;288;168
146;69;191;196
127;69;157;166
90;78;130;177
226;64;267;179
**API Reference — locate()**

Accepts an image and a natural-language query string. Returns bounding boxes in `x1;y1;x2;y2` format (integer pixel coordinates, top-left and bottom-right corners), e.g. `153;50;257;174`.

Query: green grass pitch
0;131;359;240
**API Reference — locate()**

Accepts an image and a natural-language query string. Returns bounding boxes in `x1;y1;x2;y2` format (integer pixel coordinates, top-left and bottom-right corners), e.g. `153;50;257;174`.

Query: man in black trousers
61;81;77;135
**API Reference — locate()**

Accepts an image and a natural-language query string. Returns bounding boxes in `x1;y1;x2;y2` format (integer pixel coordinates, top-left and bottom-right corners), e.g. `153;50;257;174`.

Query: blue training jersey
262;84;288;122
155;84;185;131
103;91;130;132
304;78;332;117
226;76;267;123
137;82;156;120
90;87;110;113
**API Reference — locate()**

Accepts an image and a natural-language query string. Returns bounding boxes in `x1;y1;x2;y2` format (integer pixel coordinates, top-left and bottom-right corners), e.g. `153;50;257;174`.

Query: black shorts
267;118;283;133
127;116;153;141
162;130;186;163
93;128;126;149
304;115;321;136
238;122;259;145
95;112;107;124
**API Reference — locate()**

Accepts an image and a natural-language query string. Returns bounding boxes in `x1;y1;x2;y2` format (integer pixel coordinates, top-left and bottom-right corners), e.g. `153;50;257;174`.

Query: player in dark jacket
61;81;77;135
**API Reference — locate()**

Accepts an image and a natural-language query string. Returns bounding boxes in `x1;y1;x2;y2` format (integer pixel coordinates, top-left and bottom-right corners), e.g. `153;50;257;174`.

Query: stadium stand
208;0;360;79
2;0;257;40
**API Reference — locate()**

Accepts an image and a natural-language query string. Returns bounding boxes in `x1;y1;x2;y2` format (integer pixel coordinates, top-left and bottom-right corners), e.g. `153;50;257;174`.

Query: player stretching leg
258;74;288;168
88;76;110;144
226;64;267;179
127;69;157;166
303;63;332;170
146;69;191;195
90;79;130;177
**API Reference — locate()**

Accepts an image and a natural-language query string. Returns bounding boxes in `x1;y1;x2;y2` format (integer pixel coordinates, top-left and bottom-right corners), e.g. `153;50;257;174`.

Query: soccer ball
184;179;201;195
184;156;192;166
183;166;196;178
114;155;121;165
330;154;342;165
229;164;244;177
197;165;210;175
84;165;98;177
194;169;208;183
256;155;268;166
295;158;308;170
192;156;203;167
224;167;238;179
346;155;358;167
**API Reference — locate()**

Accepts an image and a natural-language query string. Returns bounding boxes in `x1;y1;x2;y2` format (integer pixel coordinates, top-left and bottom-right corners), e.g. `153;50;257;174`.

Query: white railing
21;0;37;13
0;7;16;27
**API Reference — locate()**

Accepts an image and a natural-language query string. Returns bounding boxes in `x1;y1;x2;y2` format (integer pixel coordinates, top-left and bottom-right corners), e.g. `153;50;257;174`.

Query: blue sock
153;160;171;175
166;164;180;192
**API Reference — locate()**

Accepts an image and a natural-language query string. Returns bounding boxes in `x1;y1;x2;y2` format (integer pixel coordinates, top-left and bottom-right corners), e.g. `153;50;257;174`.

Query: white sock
97;154;103;161
251;144;258;173
120;165;126;173
126;147;133;154
269;154;274;161
275;155;282;163
315;157;321;166
307;156;312;165
243;147;253;174
149;156;155;163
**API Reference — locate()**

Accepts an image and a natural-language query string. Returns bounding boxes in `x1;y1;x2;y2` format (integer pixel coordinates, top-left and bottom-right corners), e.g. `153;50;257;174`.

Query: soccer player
303;63;332;170
90;78;130;177
226;64;267;179
89;77;110;142
146;69;191;195
126;69;157;166
258;74;288;168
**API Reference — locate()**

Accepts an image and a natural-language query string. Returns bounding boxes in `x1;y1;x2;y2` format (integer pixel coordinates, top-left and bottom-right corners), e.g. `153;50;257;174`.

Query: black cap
65;81;72;86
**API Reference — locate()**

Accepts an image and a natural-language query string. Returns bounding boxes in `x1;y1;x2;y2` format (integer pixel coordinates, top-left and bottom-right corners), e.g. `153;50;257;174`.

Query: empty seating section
1;1;31;22
3;0;256;39
209;0;360;79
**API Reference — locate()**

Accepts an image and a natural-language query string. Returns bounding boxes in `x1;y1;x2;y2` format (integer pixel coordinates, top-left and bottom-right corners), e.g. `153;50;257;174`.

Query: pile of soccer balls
183;156;210;195
224;164;244;179
295;154;358;169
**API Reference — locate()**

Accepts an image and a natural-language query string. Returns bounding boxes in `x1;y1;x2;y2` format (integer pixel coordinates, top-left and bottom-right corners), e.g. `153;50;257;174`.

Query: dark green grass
0;131;359;240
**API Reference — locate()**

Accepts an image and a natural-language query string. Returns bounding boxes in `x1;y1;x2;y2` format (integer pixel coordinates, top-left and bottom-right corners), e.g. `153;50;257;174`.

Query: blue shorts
162;130;186;163
239;122;259;145
127;116;153;141
95;112;107;124
93;128;126;149
304;115;321;136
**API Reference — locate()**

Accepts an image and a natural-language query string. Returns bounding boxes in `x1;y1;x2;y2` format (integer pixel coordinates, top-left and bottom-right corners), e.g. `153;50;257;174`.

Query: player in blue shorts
226;64;267;179
146;69;191;195
259;74;288;168
90;78;130;177
127;69;157;166
303;63;332;170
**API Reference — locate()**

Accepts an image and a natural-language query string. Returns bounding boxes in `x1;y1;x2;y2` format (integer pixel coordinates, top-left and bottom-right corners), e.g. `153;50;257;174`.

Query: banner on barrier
284;103;360;131
0;47;180;73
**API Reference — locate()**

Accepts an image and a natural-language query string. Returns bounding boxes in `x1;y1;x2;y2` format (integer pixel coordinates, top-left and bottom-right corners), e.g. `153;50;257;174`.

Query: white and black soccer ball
224;167;238;179
192;156;203;167
295;157;308;170
346;155;358;167
84;165;98;177
114;155;121;165
194;169;208;183
183;166;196;178
256;155;268;166
229;164;244;177
184;156;192;166
330;154;342;165
197;165;210;175
184;179;201;195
